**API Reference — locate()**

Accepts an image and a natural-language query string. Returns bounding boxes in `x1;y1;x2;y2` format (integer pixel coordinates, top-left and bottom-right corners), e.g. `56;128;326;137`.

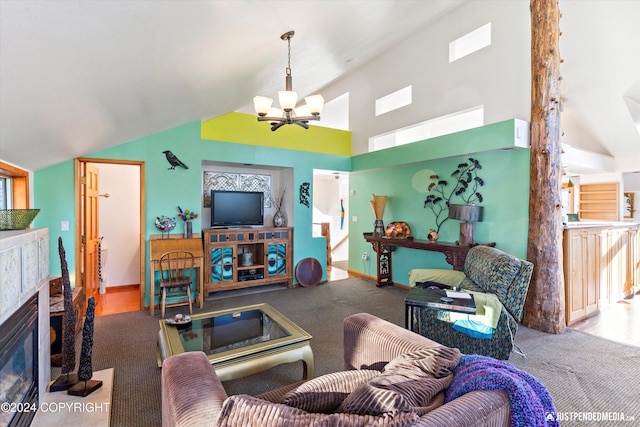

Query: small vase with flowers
177;206;198;238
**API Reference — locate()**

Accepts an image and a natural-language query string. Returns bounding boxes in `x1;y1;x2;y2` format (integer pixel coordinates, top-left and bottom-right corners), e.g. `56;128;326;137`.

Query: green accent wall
348;120;530;285
34;120;352;307
352;120;521;172
33;161;75;280
34;117;530;302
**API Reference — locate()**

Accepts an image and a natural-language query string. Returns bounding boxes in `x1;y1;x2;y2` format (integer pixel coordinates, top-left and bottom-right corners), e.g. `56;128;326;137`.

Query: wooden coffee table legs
211;341;315;382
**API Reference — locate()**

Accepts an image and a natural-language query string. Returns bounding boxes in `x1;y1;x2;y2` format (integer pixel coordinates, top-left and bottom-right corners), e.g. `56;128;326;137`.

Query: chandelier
253;31;324;131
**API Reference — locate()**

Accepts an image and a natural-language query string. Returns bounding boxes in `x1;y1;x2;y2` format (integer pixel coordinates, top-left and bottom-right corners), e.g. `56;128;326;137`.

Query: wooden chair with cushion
159;250;195;318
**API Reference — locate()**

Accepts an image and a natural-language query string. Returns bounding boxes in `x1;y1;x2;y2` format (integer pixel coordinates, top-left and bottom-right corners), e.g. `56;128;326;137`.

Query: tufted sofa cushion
337;347;460;417
213;348;461;427
463;246;521;302
281;369;380;413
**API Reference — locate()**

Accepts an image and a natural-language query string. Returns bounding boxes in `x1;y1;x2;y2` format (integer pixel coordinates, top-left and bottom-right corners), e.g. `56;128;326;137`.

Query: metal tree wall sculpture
423;158;484;233
68;296;103;397
50;237;78;392
299;182;310;207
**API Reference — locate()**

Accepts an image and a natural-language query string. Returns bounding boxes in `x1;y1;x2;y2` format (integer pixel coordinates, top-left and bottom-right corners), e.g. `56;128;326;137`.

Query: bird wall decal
162;150;189;170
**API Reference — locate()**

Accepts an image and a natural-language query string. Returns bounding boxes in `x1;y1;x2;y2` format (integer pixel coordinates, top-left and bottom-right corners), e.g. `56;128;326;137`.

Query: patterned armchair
410;245;533;360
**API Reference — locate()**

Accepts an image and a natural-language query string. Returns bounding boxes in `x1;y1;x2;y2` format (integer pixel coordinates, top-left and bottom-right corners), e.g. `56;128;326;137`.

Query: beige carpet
54;277;640;427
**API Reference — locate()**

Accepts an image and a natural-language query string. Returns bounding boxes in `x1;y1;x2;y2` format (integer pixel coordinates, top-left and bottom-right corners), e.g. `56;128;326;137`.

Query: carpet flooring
59;277;640;427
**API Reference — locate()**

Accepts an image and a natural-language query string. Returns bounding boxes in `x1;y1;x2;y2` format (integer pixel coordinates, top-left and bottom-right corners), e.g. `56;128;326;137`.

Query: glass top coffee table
157;303;314;382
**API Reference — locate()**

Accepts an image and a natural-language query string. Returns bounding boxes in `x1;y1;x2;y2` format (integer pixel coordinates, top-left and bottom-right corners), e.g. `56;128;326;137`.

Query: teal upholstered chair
409;245;533;360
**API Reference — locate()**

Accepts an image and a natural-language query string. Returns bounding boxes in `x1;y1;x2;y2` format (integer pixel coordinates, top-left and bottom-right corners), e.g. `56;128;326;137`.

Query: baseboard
346;269;372;279
345;270;410;289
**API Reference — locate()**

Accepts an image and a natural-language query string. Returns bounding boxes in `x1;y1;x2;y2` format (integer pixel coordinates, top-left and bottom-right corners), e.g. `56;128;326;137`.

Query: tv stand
203;227;293;295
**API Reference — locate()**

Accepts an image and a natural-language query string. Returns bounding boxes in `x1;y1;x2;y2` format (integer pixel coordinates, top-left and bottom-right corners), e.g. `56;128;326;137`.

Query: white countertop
564;220;639;229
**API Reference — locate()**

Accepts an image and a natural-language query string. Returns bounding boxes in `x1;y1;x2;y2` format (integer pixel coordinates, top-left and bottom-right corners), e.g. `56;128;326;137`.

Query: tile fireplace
0;228;51;424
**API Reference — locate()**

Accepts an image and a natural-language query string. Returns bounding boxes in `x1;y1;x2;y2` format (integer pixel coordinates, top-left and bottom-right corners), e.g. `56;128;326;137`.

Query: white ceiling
0;0;638;173
558;0;640;173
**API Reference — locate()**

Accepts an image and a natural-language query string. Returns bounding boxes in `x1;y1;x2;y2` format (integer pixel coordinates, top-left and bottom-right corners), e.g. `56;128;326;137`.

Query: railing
313;222;331;266
332;234;349;252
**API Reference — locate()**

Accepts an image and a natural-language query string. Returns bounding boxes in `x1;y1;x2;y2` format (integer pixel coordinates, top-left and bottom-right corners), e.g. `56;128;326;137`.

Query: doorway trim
75;158;146;311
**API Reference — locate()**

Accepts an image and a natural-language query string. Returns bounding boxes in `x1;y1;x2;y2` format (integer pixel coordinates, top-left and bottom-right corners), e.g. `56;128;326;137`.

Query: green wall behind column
33;161;76;281
34;117;531;298
348;122;530;285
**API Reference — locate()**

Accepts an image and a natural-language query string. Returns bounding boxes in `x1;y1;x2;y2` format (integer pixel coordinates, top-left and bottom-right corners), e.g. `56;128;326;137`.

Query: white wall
623;172;640;191
93;163;140;288
316;1;531;155
622;172;640;220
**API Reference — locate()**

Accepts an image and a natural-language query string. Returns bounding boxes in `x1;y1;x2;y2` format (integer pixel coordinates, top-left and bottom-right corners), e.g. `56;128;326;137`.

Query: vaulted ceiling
0;1;638;172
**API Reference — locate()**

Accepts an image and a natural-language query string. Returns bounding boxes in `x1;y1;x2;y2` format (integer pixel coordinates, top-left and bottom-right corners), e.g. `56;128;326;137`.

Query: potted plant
177;206;198;238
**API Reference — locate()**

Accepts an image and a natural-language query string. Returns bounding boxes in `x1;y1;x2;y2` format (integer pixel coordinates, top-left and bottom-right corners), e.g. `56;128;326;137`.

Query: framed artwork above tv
203;171;271;208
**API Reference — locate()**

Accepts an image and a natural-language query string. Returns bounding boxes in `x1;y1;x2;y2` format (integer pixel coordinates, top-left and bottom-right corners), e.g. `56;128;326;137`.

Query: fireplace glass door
0;294;38;427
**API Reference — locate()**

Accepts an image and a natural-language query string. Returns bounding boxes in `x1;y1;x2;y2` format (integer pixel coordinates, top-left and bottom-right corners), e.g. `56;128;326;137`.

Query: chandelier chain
286;35;292;76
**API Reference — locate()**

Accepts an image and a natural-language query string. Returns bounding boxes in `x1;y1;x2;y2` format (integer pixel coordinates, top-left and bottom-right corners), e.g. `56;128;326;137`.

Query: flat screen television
211;190;264;227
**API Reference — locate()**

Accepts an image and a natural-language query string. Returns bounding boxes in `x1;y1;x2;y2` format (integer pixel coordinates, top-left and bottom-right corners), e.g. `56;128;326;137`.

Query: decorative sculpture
299;182;310;207
370;194;387;237
68;297;103;397
423;158;484;233
155;215;176;239
385;221;412;239
163;150;189;170
50;237;78;392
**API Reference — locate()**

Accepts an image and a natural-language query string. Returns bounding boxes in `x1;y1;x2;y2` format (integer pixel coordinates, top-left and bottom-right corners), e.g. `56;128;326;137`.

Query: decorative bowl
0;209;40;230
385;221;412;238
155;216;176;233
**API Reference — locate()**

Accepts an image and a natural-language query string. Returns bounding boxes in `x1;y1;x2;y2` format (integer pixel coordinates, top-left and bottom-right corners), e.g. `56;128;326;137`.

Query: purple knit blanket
445;355;559;426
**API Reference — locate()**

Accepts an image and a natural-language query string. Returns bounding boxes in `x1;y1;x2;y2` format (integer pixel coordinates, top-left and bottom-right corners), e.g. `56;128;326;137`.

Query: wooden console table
149;235;204;316
363;233;494;287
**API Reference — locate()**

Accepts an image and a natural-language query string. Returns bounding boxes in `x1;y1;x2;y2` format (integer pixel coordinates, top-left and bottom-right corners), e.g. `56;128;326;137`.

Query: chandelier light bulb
278;90;298;111
294;105;311;118
267;107;284;119
253;96;273;116
305;95;324;115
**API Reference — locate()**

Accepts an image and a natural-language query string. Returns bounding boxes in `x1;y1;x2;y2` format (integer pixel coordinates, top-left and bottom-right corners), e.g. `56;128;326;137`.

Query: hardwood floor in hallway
569;292;640;348
328;260;351;281
95;285;140;317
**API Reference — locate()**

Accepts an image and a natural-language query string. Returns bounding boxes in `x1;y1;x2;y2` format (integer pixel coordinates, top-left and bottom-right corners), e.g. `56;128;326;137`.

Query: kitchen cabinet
563;222;639;325
564;227;599;325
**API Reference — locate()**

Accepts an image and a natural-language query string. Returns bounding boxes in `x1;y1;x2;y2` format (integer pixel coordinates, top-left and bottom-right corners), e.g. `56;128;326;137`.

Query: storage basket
0;209;40;230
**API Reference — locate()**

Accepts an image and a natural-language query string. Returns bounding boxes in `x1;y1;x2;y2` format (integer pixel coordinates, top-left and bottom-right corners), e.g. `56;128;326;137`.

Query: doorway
75;158;145;316
313;170;350;280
